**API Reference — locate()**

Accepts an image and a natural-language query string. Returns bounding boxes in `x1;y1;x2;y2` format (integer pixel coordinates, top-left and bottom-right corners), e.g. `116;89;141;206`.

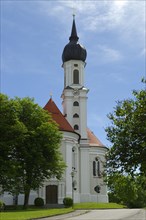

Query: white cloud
81;1;128;32
38;0;145;41
88;44;122;64
98;45;123;62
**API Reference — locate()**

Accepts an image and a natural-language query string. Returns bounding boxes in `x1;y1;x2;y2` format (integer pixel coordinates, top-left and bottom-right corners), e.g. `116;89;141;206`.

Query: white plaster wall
79;146;90;202
62;92;73;126
61;131;80;202
66;142;73;197
0;190;38;205
63;61;72;87
79;93;88;139
72;144;80;203
0;193;13;205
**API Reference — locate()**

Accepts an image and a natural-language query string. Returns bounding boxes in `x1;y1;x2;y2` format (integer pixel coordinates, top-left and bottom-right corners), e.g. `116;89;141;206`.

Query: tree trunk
23;189;30;209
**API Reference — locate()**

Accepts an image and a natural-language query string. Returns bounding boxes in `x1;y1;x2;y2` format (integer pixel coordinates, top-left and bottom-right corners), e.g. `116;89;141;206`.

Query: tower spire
69;15;79;42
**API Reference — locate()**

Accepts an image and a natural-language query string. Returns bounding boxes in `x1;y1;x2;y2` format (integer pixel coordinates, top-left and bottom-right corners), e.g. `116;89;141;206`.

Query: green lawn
74;202;126;209
0;208;73;220
0;203;126;220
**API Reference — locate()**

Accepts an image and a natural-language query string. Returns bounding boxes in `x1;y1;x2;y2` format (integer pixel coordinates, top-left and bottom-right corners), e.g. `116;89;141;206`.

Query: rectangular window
73;69;79;84
93;161;96;176
97;161;100;177
93;160;101;177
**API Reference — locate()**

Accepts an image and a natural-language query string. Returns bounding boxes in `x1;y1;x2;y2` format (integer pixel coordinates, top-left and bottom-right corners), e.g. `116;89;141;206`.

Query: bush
34;197;44;207
63;197;73;207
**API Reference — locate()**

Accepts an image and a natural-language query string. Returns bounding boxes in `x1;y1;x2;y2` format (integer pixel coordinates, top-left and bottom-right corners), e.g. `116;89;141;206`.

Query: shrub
34;197;44;207
63;197;73;207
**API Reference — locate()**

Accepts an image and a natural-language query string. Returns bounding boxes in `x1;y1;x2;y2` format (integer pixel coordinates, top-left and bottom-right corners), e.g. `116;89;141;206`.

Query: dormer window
73;69;79;84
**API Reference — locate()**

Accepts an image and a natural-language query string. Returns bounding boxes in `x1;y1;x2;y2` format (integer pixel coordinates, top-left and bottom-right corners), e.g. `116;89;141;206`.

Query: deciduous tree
0;94;65;208
105;79;146;176
108;173;146;208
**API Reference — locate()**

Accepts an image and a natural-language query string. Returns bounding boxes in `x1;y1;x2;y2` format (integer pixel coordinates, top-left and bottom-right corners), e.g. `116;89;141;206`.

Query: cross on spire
69;15;79;42
50;92;52;99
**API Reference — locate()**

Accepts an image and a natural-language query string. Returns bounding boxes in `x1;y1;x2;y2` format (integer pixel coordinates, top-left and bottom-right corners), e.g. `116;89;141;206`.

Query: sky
1;0;146;147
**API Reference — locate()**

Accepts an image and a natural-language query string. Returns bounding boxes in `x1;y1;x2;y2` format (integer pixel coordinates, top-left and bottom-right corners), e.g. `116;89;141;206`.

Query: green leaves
105;79;146;176
108;173;146;208
0;94;65;206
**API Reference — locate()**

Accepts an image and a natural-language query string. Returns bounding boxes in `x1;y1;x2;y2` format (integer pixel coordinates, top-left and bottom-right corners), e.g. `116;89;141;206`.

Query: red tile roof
87;128;105;147
44;98;75;132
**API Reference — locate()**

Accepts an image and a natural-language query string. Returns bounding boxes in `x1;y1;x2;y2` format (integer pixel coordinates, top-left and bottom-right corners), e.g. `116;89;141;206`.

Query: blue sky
1;0;145;147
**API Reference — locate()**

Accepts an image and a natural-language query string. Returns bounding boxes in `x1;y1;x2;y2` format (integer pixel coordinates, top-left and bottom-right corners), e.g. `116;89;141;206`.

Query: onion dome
62;15;87;63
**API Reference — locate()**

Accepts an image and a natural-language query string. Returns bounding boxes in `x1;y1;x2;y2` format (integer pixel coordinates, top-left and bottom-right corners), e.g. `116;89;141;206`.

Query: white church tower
61;15;88;140
61;16;92;202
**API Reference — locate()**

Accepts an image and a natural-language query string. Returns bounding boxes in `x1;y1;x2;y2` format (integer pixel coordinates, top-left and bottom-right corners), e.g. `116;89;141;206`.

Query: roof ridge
44;98;75;133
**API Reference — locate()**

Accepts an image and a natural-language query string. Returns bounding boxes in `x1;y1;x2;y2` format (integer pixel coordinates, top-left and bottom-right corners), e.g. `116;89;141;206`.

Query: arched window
93;159;101;177
74;125;79;130
73;69;79;84
73;113;79;118
73;101;79;106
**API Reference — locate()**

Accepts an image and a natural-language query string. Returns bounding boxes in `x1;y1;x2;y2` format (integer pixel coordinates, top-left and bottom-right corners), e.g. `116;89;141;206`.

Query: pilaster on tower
61;16;89;140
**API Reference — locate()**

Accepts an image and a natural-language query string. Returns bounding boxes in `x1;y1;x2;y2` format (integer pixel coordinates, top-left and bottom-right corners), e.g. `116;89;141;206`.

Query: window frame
73;113;79;118
93;158;101;177
73;101;79;106
73;69;79;84
74;124;79;130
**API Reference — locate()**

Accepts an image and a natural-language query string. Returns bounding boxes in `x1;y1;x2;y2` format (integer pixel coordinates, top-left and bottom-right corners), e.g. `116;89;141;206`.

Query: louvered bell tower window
73;69;79;84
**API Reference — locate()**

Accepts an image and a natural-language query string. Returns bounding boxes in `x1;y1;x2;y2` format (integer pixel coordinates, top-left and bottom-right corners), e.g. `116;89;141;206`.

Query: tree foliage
0;94;65;208
105;79;146;176
108;173;146;208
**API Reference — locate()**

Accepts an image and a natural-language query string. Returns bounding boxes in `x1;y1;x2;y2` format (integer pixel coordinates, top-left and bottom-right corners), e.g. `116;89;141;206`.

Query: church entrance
46;185;58;204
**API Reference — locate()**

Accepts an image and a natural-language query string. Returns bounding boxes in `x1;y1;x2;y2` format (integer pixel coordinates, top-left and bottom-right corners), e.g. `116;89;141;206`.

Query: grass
0;207;73;220
74;202;126;209
0;203;126;220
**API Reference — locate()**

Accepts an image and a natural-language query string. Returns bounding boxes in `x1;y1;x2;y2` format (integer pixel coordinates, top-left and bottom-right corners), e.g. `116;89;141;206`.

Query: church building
1;16;108;205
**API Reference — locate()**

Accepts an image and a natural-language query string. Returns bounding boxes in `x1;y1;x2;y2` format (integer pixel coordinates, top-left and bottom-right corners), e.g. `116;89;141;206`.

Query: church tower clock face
61;15;88;139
